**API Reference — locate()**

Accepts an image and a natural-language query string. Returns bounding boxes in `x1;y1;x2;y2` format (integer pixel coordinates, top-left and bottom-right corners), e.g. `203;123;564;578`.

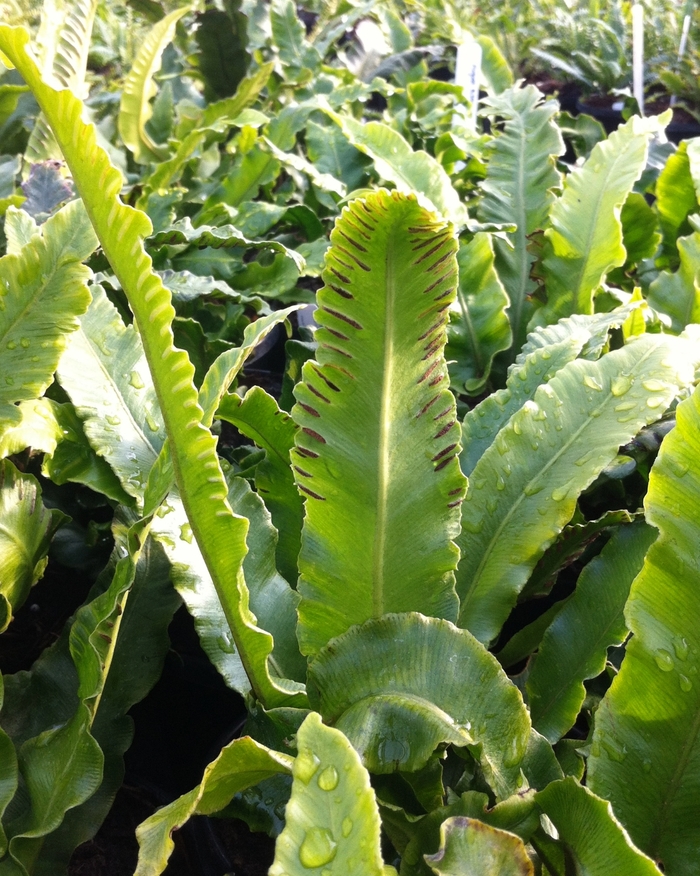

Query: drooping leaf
647;231;700;333
425;816;534;876
217;387;303;586
269;712;393;876
535;113;668;326
308;614;531;798
0;24;299;708
194;3;250;101
478;84;563;349
292;190;466;657
118;7;190;164
536;779;662;876
135;736;293;876
446;233;511;394
57;285;165;502
526;520;657;743
587;383;700;874
0;460;66;631
0;197;96;424
326;113;470;228
456;335;696;645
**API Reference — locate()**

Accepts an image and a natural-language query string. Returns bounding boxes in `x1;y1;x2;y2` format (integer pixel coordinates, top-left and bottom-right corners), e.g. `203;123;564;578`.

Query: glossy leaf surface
588;384;700;874
425;816;533;876
293;191;466;657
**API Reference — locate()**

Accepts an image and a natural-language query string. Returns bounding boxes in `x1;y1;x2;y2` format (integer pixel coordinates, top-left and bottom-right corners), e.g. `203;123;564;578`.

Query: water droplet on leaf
179;523;193;543
583;375;603;391
680;674;692;692
611;375;632;396
655;649;674;671
294;749;321;784
129;370;145;389
317;765;339;791
106;415;121;425
342;817;353;837
299;828;337;869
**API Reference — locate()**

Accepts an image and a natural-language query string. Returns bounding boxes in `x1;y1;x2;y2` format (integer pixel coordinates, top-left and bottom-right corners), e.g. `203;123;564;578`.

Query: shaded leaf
20;161;72;217
446;233;511;394
292;191;466;657
654;141;697;267
456;335;696;644
308;614;531;798
194;4;250;101
526;520;657;743
588;383;700;874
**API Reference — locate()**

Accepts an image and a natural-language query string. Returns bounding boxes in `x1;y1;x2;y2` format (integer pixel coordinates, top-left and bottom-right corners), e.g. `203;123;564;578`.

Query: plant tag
454;36;482;132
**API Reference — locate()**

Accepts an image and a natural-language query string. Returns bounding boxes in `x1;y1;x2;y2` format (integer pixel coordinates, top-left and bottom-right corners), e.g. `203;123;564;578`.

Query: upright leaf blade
478;84;563;349
292;191;466;657
588;383;700;874
269;712;392;876
535;113;668;326
647;231;700;333
456;335;696;644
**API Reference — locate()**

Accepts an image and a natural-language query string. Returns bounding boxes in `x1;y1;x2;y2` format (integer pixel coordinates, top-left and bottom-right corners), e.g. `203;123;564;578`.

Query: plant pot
576;95;624;134
645;95;700;144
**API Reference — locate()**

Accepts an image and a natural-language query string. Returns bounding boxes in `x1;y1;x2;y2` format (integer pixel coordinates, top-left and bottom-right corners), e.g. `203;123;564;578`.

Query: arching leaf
478;84;563;349
308;614;531;799
456;335;696;644
526;520;657;743
445;233;511;394
425;817;534;876
0;24;300;708
0;197;96;424
269;712;393;876
292;190;466;657
535;113;668;326
536;779;662;876
118;7;190;164
588;383;700;874
135;736;293;876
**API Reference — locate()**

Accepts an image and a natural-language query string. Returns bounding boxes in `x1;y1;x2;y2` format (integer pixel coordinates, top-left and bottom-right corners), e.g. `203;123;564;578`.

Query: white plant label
455;37;482;132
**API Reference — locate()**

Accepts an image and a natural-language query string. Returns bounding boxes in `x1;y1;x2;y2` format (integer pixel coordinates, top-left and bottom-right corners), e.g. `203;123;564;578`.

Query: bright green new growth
269;712;392;876
588;383;700;875
292;190;466;656
0;24;302;708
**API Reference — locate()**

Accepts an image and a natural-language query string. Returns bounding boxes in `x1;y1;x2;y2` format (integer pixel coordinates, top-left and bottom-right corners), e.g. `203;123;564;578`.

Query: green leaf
194;4;250;101
269;712;391;876
587;383;700;874
292;191;466;657
56;285;165;502
306;119;369;191
648;231;700;333
478;84;563;349
118;7;190;163
536;779;662;875
152;471;306;692
425;816;533;875
135;736;293;876
535;114;668;326
474;33;514;94
0;198;96;421
0;24;297;708
0;674;17;857
456;335;697;645
654;141;697;267
326;113;470;228
619;192;661;267
0;460;65;632
270;0;320;72
308;614;531;798
446;233;512;394
526;520;657;743
217;387;303;586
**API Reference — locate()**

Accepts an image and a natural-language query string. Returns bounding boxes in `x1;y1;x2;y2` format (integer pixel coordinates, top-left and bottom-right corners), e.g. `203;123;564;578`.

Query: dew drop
472;478;486;490
669;460;689;478
6;340;16;350
523;481;544;496
642;379;665;392
551;485;569;502
654;649;674;672
179;523;193;543
216;632;235;654
461;516;483;534
342;817;353;838
20;337;30;349
5;376;14;386
294;749;321;784
317;765;339;791
673;636;689;661
129;370;145;389
513;421;522;435
496;476;506;491
646;395;665;410
486;497;497;513
106;414;121;425
299;828;337;869
611;375;632;396
583;375;603;391
680;674;693;692
614;401;636;412
145;412;159;432
642;759;652;773
530;439;539;451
